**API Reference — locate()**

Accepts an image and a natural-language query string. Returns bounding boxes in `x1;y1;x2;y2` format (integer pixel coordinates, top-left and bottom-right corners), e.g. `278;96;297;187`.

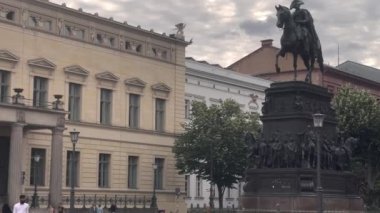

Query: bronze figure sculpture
275;0;324;83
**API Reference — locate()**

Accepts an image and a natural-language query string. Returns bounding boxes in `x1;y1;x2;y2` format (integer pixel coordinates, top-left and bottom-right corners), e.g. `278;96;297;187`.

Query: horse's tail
317;47;324;73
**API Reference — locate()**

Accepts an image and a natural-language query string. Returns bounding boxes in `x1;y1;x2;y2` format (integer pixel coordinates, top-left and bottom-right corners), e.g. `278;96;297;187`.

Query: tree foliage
173;99;261;208
332;85;380;209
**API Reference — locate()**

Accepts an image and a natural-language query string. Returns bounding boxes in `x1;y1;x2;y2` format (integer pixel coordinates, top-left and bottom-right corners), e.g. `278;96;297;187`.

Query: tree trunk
217;185;224;209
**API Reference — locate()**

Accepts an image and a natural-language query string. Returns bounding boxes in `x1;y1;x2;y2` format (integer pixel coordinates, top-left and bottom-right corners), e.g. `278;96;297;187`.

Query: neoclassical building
184;57;272;209
0;0;188;212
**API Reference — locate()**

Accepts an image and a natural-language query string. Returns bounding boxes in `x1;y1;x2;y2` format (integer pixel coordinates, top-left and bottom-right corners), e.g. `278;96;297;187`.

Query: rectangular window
154;158;164;190
227;188;231;198
68;83;81;121
30;148;46;186
100;89;112;124
66;151;80;187
185;99;191;119
128;156;138;189
238;182;242;196
98;154;110;188
185;175;190;197
33;77;48;107
155;99;165;131
196;176;202;197
0;70;9;103
129;94;140;128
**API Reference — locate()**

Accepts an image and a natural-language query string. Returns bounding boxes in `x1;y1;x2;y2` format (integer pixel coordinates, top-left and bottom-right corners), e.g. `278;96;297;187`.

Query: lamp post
31;154;41;208
69;129;80;213
150;163;158;209
312;113;325;213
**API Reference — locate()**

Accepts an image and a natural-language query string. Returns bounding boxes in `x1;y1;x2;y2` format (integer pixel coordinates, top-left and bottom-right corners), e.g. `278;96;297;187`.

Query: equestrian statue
275;0;324;83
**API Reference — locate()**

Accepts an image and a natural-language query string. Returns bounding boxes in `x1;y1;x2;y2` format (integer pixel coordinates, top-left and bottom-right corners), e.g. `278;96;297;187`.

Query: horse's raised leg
293;53;298;81
275;52;281;73
301;53;311;83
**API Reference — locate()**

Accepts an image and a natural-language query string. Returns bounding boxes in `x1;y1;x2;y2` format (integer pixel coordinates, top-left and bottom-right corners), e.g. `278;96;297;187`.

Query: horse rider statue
290;0;321;57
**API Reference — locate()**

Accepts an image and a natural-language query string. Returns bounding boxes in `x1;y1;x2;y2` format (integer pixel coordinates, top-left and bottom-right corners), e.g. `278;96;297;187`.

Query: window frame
66;151;80;187
185;175;190;197
98;153;110;188
100;88;112;125
129;94;140;128
196;176;202;197
154;158;164;190
128;156;138;189
30;148;46;186
68;83;82;121
155;99;166;132
33;76;48;107
0;70;9;103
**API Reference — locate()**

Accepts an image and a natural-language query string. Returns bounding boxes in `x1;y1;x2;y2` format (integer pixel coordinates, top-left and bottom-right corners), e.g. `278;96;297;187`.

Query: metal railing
24;194;153;209
0;89;65;111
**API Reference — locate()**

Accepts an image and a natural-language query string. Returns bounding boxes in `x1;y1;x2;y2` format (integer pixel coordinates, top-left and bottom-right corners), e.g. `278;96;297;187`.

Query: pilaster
49;127;65;208
8;123;25;206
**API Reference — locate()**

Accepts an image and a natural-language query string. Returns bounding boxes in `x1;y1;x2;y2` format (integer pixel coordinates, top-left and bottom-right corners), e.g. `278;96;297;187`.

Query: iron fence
25;194;153;209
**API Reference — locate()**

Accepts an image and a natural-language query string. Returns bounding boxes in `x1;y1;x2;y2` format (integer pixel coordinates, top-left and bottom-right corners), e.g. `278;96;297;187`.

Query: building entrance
0;137;10;202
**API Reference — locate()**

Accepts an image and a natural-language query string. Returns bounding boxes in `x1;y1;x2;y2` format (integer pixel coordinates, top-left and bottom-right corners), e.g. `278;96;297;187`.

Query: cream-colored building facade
0;0;187;212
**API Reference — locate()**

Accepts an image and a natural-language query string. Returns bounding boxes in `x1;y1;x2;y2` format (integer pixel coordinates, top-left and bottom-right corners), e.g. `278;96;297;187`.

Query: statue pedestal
242;81;364;212
241;169;364;212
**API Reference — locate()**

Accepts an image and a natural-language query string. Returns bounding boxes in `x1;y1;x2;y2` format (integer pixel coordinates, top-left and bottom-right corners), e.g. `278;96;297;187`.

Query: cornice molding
151;83;171;92
0;49;19;63
124;77;147;88
63;65;89;76
95;71;119;82
27;57;56;70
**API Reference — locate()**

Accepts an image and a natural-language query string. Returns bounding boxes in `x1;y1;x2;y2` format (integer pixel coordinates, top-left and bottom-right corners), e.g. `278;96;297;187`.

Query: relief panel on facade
124;38;144;54
28;12;54;32
93;30;117;48
0;4;17;22
151;45;170;61
62;21;87;40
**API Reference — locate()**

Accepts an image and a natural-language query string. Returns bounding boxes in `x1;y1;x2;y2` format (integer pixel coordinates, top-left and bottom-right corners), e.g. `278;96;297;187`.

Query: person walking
89;204;96;213
13;195;29;213
96;205;103;213
2;203;12;213
109;203;117;213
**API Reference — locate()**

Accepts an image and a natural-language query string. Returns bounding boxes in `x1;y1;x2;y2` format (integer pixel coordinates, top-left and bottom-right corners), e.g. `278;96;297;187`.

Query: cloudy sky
50;0;380;69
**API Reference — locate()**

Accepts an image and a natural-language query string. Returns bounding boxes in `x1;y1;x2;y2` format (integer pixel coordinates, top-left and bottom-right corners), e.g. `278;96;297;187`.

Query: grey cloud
51;0;380;69
239;17;277;37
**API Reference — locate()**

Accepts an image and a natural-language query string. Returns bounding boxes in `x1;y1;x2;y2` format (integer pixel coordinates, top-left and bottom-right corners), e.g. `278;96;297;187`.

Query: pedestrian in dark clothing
2;204;12;213
110;204;117;213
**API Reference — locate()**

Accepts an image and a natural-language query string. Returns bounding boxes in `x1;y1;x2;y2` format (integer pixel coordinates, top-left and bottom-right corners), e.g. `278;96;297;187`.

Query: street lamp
312;113;325;213
69;129;80;213
31;154;41;208
151;163;158;209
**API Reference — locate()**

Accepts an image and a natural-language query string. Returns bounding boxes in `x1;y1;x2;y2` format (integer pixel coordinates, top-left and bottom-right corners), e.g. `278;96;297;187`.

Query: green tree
173;99;261;208
332;85;380;209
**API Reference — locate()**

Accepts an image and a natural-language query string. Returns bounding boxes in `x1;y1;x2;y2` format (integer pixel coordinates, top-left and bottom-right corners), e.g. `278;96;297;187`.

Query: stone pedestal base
240;194;364;212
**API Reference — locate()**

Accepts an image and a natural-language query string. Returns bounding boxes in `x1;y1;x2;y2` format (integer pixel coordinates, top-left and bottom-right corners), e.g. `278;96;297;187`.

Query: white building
184;57;272;209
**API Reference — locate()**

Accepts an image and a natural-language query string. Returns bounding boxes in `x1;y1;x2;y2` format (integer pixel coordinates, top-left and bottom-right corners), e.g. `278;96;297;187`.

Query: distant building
184;57;272;209
0;0;188;212
228;39;380;98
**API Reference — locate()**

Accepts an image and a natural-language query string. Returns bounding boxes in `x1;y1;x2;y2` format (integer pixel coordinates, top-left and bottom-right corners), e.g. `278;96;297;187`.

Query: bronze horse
275;5;324;83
